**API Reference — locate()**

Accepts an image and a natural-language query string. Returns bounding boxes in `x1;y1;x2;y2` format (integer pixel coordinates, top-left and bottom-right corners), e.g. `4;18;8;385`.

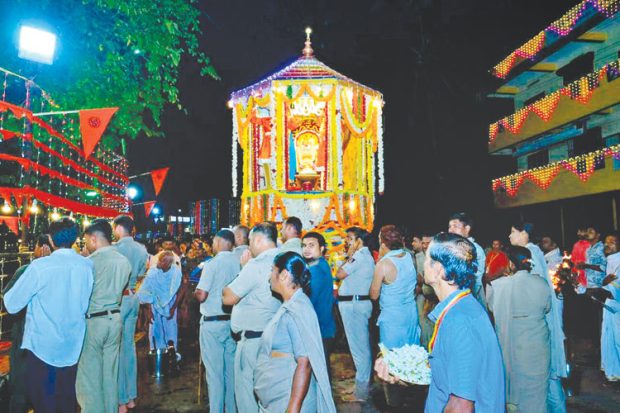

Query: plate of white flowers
379;343;432;385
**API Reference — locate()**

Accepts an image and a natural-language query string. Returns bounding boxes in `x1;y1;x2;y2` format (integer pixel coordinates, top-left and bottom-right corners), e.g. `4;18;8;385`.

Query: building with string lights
0;67;129;248
189;198;240;235
489;0;620;243
229;28;384;236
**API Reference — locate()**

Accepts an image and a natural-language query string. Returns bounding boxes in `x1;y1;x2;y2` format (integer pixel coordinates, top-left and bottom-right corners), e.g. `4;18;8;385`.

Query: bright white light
82;218;91;228
310;200;320;211
134;49;141;55
18;25;57;65
152;207;160;215
50;210;61;221
29;205;39;214
349;199;356;210
127;186;139;199
2;203;12;214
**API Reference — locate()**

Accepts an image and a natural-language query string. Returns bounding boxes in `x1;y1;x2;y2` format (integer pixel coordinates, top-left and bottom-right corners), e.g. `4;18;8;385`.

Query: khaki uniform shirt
228;248;280;333
88;246;132;313
114;237;148;289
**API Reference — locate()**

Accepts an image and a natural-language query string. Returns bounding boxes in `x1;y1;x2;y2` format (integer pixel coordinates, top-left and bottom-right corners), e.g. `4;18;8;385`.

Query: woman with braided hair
487;246;552;413
253;251;336;413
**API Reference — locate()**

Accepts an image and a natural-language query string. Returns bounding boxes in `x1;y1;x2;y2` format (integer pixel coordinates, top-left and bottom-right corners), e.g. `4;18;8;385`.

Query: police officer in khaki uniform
77;220;131;413
223;223;280;412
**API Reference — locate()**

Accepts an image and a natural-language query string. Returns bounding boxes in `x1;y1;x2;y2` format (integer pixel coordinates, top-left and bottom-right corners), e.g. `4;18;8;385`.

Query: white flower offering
379;343;432;385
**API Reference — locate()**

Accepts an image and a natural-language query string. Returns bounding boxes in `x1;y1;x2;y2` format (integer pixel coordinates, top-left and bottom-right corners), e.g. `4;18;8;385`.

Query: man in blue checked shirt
3;217;94;413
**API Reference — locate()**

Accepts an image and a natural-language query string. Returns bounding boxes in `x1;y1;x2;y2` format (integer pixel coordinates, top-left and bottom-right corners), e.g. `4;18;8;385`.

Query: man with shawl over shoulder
137;251;183;350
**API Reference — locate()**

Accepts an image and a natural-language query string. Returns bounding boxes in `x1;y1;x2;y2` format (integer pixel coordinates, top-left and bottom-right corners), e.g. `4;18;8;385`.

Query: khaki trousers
76;312;122;413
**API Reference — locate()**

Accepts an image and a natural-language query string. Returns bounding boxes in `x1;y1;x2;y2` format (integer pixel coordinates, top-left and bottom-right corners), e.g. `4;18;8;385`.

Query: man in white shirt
601;232;620;382
541;235;563;274
3;217;94;413
448;212;486;309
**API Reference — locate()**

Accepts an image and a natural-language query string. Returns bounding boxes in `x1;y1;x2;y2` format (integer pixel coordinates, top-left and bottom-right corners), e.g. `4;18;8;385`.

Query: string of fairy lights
489;58;620;142
492;144;620;197
492;0;620;79
0;69;129;227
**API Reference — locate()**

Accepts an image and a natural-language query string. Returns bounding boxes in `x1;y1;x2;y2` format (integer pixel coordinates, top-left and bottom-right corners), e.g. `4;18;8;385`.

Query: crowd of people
1;212;619;413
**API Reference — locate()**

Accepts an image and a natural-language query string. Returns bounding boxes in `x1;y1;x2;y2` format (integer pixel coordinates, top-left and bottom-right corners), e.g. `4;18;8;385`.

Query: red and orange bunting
150;167;170;196
143;201;156;217
79;108;118;159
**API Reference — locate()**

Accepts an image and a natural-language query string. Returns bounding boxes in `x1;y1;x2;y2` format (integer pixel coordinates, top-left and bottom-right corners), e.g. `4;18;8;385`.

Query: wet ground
135;330;620;413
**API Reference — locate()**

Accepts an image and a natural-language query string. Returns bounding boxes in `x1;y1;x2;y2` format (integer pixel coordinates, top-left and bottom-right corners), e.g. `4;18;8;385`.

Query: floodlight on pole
152;206;160;215
18;25;57;65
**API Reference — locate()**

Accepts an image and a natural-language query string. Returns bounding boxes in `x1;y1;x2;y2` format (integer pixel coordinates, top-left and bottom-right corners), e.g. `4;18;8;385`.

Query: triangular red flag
144;201;156;217
79;107;118;159
151;167;170;196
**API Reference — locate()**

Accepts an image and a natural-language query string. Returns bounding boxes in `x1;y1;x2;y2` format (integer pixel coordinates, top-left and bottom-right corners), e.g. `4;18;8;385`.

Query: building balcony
491;0;618;80
492;144;620;208
489;59;620;154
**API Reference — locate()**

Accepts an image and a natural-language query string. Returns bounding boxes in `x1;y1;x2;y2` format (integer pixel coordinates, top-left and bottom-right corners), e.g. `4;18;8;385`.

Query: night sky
127;0;574;242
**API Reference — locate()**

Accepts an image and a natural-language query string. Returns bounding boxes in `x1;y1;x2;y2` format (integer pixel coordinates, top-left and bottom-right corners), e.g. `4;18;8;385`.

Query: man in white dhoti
601;232;620;382
138;251;182;350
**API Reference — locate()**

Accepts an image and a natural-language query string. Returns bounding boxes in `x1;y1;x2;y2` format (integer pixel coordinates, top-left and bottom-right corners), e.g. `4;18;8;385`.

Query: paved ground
135;332;620;413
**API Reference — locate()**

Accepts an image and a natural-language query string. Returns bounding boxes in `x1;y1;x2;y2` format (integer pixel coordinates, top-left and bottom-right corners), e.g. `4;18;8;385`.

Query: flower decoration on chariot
290;94;326;117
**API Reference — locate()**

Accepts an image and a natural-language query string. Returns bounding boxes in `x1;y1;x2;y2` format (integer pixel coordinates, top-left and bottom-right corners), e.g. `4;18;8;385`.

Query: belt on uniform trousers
243;330;263;339
338;295;370;302
86;309;120;319
202;314;231;322
122;288;136;296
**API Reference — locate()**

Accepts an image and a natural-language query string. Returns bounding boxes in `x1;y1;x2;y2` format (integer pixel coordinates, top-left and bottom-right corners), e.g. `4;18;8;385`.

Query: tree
2;0;218;148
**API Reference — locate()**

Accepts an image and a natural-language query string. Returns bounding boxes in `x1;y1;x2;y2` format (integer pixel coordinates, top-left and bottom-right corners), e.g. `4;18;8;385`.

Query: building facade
489;1;620;244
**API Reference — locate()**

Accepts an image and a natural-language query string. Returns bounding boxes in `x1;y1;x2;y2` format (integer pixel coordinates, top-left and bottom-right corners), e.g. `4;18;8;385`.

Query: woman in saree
254;251;337;413
487;246;551;413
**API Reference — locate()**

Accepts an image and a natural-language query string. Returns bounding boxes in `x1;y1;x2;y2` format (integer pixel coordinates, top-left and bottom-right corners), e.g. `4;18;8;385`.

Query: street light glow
18;25;57;64
152;206;160;215
127;186;139;200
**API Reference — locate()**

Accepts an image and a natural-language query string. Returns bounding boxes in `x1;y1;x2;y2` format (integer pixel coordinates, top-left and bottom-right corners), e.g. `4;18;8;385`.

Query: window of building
571;126;602;157
558;52;594;86
527;150;549;169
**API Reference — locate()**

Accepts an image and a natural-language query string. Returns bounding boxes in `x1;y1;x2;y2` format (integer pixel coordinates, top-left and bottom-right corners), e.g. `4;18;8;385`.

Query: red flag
79;108;118;159
144;201;156;217
151;167;170;196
